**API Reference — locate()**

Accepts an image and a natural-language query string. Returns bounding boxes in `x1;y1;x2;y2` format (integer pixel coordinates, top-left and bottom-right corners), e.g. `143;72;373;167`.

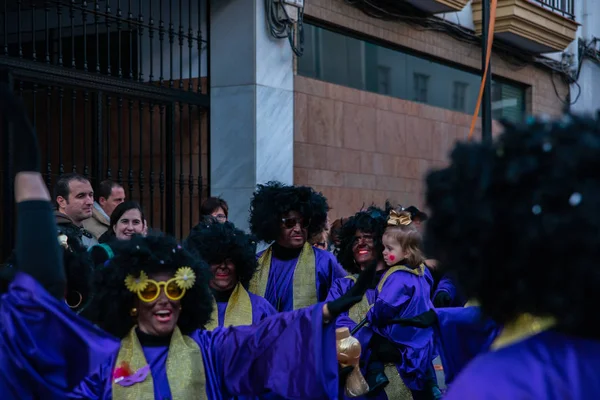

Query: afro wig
87;234;213;338
1;231;94;315
184;221;258;288
337;205;388;273
249;181;330;243
425;113;600;338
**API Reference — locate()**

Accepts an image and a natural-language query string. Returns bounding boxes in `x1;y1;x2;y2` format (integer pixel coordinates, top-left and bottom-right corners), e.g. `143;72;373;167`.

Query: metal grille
530;0;575;20
0;0;209;259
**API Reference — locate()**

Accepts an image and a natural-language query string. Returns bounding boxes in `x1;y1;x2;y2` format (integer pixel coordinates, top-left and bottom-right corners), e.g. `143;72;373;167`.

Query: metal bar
0;58;210;106
128;98;134;199
138;100;144;204
45;85;52;186
168;0;174;88
159;0;164;85
481;0;492;144
0;71;14;260
117;0;122;78
117;96;123;185
57;1;63;66
178;102;184;238
178;0;183;89
95;0;100;72
17;1;22;58
82;1;88;72
32;3;37;61
138;0;144;82
45;1;50;63
159;103;165;231
71;88;77;172
197;106;202;215
188;0;193;92
149;102;155;227
197;0;202;93
149;0;154;83
83;89;89;178
106;95;112;179
3;1;7;55
58;87;64;175
188;103;193;231
71;0;75;68
165;103;176;235
128;0;133;79
106;1;112;75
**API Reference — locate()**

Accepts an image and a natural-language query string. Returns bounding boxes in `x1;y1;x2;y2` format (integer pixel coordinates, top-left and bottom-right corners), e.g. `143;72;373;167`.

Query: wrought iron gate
0;0;210;260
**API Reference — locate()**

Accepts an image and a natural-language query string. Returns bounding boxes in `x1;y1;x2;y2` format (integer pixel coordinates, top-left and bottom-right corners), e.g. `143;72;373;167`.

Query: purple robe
444;330;600;399
70;303;339;399
0;272;119;399
258;247;346;312
367;268;435;391
433;307;500;385
433;275;466;307
215;292;277;326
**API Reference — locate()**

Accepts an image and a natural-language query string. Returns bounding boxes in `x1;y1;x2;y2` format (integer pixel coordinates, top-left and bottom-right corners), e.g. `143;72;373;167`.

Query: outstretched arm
1;82;65;298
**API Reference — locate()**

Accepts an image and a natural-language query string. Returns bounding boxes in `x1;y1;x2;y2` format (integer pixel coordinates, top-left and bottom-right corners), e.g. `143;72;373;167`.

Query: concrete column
209;0;294;230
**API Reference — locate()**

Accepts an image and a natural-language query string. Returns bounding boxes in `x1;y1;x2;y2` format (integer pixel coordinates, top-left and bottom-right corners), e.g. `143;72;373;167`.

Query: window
377;66;391;95
298;23;527;123
452;82;469;112
413;74;429;103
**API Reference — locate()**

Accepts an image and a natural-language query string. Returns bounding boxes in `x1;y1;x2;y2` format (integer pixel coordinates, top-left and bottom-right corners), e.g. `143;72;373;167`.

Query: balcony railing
531;0;575;20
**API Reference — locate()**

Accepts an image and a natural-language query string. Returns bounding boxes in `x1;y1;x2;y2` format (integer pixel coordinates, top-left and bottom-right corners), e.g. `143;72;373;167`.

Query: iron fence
0;0;210;260
531;0;576;20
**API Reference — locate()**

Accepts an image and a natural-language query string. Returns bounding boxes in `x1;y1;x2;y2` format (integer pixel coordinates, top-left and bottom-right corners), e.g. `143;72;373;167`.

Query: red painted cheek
389;255;395;261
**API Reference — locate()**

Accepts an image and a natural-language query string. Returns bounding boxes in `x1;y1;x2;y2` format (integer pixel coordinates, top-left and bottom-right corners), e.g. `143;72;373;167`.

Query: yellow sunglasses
137;278;187;302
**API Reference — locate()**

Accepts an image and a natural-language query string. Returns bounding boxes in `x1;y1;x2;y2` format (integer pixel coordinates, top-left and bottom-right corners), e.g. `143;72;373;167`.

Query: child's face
382;235;406;266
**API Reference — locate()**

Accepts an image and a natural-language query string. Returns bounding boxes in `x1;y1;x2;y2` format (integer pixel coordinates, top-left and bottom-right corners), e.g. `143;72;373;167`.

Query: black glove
388;309;438;328
327;261;378;319
433;291;452;308
0;79;40;173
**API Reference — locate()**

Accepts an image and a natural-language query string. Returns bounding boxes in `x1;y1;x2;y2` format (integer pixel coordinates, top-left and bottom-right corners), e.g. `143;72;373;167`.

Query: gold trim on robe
249;242;317;310
346;275;413;400
205;282;253;331
113;326;207;400
490;313;556;351
377;264;425;292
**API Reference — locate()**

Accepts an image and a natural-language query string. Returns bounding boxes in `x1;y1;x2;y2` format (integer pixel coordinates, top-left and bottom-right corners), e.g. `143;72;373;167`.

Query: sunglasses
137;278;187;302
281;217;310;229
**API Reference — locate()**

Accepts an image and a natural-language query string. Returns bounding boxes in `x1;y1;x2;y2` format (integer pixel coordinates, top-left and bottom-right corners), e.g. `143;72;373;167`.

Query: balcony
472;0;579;54
403;0;470;14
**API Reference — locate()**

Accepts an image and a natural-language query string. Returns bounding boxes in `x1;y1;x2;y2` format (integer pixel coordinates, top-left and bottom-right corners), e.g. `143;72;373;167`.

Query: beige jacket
83;204;110;240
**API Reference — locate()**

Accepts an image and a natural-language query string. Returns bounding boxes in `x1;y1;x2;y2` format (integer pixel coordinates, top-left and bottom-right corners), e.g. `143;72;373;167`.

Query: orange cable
468;0;498;141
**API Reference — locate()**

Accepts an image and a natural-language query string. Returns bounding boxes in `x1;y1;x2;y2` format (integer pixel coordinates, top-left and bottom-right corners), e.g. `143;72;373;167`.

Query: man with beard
248;181;346;312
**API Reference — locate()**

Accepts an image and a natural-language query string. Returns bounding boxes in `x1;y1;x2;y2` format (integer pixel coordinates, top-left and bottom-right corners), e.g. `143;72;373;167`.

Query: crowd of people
1;82;599;400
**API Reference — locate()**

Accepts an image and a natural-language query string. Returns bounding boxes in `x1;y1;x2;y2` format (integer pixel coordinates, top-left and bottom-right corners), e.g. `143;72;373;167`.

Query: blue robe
0;272;119;399
433;275;466;307
258;247;346;312
70;303;339;399
444;330;600;399
433;307;500;385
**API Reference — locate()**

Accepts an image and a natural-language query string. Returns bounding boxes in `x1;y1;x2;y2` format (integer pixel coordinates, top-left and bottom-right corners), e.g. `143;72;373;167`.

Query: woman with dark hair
184;221;276;328
91;201;147;266
200;196;229;223
425;114;600;398
0;82;118;397
248;181;346;312
71;233;377;399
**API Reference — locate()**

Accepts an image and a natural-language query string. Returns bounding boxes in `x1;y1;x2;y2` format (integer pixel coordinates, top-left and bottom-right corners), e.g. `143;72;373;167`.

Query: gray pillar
210;0;294;230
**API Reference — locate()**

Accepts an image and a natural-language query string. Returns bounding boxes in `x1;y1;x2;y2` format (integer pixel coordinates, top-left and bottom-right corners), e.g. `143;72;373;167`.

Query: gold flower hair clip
387;210;412;226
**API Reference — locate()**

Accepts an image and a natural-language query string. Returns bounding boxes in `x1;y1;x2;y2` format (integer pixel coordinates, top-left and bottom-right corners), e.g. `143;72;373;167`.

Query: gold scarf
112;326;207;400
205;282;253;330
345;275;414;400
249;242;317;310
490;313;556;351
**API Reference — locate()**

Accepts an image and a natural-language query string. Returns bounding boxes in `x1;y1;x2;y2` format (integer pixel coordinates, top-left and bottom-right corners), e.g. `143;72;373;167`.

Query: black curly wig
184;221;258;288
1;231;93;314
87;234;213;338
337;205;388;273
249;181;330;243
425;113;600;338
